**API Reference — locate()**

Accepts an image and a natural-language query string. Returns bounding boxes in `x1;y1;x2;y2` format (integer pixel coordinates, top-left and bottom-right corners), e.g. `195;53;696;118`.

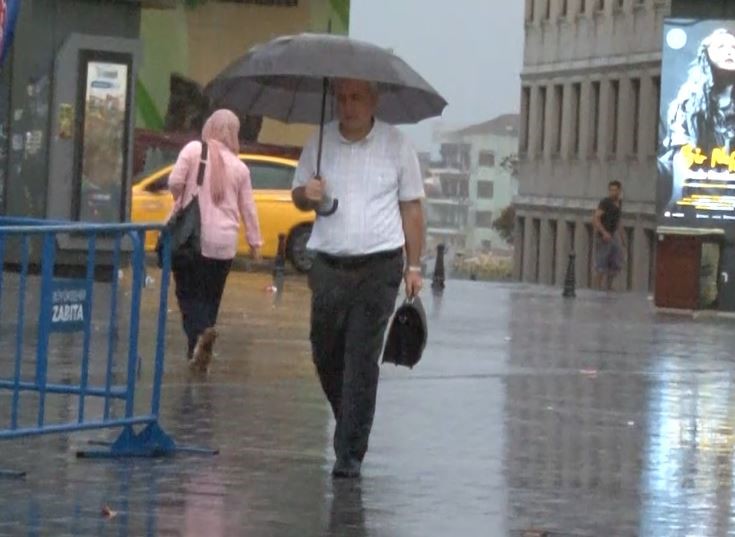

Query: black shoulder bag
156;143;208;270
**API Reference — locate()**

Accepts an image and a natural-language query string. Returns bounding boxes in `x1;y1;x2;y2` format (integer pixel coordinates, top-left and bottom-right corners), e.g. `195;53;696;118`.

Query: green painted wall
136;0;350;130
136;4;189;129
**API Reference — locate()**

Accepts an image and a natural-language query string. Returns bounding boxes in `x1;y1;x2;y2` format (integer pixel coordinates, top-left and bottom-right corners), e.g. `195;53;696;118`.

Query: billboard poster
0;0;19;68
659;19;735;227
78;59;130;222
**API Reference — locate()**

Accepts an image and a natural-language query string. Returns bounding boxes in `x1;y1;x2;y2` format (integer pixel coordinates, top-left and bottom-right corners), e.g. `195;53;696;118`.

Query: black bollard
562;252;576;298
432;244;446;292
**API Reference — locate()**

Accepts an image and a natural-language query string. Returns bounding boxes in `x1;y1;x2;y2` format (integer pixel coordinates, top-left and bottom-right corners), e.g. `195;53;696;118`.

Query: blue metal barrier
0;219;214;478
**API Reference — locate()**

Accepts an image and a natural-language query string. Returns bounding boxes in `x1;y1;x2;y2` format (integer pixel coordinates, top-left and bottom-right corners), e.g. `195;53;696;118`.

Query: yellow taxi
131;154;315;271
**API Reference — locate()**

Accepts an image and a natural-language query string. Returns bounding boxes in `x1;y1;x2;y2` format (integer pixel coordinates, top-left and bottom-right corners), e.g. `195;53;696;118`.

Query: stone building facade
514;0;671;291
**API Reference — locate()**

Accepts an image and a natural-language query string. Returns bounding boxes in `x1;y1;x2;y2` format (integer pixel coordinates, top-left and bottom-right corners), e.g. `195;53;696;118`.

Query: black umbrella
205;33;447;216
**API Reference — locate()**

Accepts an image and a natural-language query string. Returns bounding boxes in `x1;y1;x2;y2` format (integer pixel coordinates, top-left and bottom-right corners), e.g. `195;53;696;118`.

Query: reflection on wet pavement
2;272;735;536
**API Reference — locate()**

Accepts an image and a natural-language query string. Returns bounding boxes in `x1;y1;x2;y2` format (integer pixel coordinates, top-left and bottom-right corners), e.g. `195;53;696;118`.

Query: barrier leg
0;468;26;479
78;423;219;458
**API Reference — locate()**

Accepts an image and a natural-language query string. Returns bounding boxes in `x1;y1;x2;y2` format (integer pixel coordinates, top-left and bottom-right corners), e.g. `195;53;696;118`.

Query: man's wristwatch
407;265;422;274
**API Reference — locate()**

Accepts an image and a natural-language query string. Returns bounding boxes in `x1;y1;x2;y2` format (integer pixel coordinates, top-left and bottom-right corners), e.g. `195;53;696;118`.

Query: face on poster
0;0;19;68
659;19;735;227
0;1;6;53
79;61;129;222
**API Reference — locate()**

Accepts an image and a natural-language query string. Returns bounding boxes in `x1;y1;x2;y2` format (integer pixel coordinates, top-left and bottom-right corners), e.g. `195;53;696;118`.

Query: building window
553;84;564;155
631;77;641;155
597;0;605;11
477;181;495;199
479;151;496;167
427;204;469;229
476;211;495;228
626;227;634;291
517;216;526;279
440;143;472;171
579;0;587;15
566;221;576;254
521;86;531;153
609;79;620;156
550;220;558;284
526;0;535;21
533;219;541;282
614;0;624;11
439;174;470;198
539;86;547;155
572;82;582;157
545;0;551;19
561;0;568;17
652;75;661;154
591;81;601;155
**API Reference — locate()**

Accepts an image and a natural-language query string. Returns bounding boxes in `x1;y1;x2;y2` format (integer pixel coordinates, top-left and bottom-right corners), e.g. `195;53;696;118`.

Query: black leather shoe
332;458;361;479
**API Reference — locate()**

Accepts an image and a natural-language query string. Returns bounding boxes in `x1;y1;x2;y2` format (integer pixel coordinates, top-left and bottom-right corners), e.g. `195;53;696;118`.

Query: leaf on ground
101;505;118;519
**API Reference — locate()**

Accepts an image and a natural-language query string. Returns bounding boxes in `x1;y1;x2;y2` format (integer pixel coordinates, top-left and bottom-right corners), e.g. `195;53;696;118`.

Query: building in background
424;143;471;253
426;114;519;255
515;0;670;291
515;0;735;294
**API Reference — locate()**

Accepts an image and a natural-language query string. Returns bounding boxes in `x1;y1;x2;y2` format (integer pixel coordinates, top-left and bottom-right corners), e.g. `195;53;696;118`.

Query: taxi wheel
287;225;314;273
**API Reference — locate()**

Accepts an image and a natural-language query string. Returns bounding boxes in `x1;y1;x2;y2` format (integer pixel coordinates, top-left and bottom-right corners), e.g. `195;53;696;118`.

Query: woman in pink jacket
168;109;262;369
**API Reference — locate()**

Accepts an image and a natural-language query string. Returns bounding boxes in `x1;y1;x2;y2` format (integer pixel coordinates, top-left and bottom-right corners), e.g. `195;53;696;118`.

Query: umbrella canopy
205;33;447;125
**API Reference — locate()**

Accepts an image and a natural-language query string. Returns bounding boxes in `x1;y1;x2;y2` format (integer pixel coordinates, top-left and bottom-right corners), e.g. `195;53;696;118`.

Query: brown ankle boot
190;328;217;373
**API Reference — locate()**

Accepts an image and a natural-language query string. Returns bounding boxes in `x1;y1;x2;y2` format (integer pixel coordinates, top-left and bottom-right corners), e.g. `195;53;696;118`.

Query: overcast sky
349;0;525;151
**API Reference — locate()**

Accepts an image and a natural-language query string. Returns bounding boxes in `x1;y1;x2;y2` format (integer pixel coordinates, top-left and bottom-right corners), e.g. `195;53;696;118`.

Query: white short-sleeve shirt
293;120;424;256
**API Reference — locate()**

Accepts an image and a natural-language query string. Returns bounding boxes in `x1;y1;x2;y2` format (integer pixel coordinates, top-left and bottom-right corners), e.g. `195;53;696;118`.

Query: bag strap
196;142;208;188
173;142;208;214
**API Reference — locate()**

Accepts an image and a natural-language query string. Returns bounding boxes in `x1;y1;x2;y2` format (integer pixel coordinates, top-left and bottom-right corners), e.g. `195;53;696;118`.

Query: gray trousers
308;249;403;462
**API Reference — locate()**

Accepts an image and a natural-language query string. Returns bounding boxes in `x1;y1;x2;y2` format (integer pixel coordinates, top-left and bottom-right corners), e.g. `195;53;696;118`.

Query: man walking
292;78;425;479
593;180;625;290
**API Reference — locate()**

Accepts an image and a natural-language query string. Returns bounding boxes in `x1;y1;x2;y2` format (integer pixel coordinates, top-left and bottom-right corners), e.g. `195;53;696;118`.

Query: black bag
382;297;428;369
156;143;208;270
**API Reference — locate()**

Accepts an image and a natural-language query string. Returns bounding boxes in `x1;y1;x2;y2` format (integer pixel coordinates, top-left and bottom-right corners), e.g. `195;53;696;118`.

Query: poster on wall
78;58;130;222
0;0;20;68
659;19;735;227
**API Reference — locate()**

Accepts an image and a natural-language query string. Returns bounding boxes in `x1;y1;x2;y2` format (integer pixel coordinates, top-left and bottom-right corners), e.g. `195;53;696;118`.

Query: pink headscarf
201;109;240;206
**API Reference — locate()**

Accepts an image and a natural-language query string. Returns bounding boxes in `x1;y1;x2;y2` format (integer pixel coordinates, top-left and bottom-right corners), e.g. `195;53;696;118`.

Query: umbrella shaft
316;77;328;178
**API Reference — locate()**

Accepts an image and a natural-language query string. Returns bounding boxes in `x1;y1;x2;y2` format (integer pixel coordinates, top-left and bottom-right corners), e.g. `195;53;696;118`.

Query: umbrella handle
316;198;339;217
313;77;338;217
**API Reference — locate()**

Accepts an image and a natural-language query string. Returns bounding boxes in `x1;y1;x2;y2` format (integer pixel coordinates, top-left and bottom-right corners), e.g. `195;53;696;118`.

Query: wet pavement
2;271;735;536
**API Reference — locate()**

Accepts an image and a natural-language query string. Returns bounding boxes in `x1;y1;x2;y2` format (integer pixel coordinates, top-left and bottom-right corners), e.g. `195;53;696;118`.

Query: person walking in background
292;78;425;479
593;180;625;291
169;109;262;370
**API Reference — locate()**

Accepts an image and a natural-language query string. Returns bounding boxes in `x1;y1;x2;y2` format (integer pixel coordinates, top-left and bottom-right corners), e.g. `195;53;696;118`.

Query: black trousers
308;249;403;463
173;254;233;357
